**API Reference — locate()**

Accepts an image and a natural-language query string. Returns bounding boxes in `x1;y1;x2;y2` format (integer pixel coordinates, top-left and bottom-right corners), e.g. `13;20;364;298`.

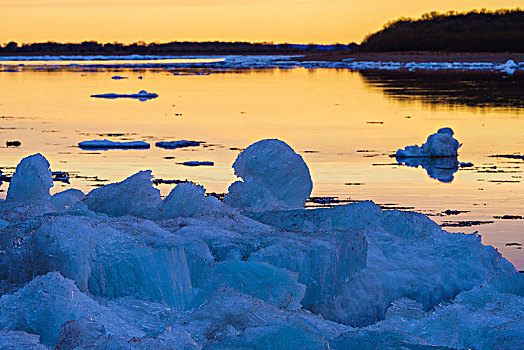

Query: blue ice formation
0;144;522;349
224;139;313;211
6;153;53;203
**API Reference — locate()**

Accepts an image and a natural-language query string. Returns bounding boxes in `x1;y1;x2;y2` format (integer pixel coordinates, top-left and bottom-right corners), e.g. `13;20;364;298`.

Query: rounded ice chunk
396;127;461;158
6;153;53;203
224;139;313;211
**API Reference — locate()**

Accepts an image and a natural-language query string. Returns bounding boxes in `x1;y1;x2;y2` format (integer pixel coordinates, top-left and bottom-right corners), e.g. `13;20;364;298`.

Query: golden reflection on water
0;58;225;67
0;67;523;268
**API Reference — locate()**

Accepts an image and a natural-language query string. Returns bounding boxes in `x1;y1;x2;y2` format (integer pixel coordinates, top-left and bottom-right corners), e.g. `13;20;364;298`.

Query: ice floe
155;140;201;149
181;161;214;166
2;54;522;74
90;90;158;101
396;127;461;158
78;139;150;149
0;144;522;349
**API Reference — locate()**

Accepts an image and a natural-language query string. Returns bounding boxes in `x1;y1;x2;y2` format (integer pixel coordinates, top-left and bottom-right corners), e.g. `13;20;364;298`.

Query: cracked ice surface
0;142;522;349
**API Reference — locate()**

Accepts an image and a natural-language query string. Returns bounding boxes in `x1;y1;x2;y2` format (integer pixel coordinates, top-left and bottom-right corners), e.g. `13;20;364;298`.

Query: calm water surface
0;66;523;268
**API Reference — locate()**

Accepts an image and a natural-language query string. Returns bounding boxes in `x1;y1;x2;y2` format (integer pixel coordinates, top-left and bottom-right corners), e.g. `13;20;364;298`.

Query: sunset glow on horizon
1;0;522;45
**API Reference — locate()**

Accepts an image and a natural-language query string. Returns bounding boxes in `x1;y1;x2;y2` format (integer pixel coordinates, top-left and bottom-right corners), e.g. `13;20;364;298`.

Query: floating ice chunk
83;170;161;217
192;261;306;310
0;272;141;346
396;127;461;158
51;171;70;183
224;139;313;211
78;139;150;149
51;188;85;211
181;161;214;166
155;140;201;149
6;153;53;203
499;59;519;75
90;90;158;101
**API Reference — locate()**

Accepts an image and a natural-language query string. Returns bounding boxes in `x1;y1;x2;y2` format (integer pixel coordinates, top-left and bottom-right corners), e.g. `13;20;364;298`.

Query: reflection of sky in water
0;67;522;269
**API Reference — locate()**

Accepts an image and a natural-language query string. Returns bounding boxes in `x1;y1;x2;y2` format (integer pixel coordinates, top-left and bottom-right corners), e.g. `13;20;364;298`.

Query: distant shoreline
298;51;524;63
1;51;523;64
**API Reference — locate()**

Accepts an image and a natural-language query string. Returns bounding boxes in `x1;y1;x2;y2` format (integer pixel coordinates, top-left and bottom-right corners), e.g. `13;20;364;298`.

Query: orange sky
0;1;522;44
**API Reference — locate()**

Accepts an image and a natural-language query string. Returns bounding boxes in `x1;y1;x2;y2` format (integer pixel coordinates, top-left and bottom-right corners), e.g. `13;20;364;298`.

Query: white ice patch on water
155;140;200;149
78;139;150;149
1;54;522;74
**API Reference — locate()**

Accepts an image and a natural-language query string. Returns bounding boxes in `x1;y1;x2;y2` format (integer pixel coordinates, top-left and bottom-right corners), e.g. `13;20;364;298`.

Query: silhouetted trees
0;41;354;56
361;8;524;52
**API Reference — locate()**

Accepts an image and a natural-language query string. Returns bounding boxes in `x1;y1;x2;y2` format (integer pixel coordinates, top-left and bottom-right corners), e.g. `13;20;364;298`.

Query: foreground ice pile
0;140;522;349
396;127;461;158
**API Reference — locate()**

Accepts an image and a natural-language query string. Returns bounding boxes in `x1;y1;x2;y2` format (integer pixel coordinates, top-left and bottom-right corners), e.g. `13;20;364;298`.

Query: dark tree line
361;9;524;52
0;41;352;56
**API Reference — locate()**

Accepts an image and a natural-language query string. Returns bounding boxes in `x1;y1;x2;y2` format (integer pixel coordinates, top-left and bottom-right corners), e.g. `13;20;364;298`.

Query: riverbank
299;51;524;63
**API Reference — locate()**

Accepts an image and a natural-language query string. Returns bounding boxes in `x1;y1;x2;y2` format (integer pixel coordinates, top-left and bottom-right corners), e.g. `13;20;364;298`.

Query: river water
0;62;522;268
